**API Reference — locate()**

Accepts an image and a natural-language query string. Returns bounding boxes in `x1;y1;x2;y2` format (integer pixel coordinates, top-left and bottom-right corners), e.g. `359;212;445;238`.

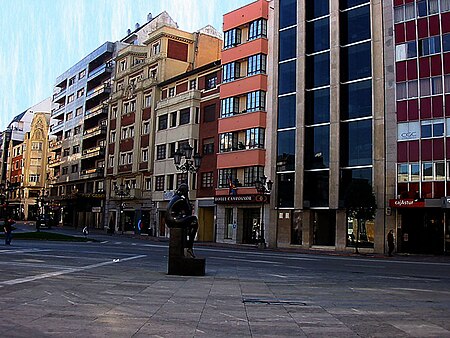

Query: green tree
344;179;377;253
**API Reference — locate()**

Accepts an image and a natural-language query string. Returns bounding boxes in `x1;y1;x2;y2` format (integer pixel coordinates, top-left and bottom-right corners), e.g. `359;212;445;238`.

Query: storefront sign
214;194;269;204
389;199;425;208
92;207;102;213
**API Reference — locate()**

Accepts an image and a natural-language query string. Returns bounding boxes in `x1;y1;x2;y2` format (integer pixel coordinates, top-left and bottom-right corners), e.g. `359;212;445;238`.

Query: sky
0;0;251;130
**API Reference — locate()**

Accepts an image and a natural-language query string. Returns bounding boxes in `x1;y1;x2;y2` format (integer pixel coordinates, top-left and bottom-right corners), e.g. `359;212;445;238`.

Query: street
0;229;450;337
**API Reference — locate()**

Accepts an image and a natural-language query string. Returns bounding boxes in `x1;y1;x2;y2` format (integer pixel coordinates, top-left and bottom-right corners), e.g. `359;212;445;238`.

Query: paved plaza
0;226;450;337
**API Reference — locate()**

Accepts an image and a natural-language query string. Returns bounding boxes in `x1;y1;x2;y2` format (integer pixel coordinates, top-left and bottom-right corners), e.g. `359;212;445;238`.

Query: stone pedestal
168;228;205;276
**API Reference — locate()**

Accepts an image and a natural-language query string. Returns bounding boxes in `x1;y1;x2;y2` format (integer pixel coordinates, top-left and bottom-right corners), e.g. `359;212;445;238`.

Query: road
0;229;450;337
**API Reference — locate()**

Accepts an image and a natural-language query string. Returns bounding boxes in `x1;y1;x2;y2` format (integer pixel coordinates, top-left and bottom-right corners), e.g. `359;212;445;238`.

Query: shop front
389;199;446;254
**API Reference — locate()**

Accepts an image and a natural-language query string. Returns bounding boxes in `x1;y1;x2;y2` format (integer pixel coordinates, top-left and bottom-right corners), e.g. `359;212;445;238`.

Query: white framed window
142;148;149;162
109;155;115;167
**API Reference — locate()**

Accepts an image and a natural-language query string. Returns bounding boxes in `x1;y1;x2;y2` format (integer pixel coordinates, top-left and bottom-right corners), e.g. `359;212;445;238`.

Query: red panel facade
167;40;188;62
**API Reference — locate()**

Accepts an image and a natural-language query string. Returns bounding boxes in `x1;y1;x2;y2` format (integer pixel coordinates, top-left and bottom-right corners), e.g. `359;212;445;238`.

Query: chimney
135;22;140;30
127;28;131;35
147;13;153;22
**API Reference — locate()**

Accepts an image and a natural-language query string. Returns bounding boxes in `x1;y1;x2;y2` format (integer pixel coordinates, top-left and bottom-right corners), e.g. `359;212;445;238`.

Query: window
305;53;329;89
419;36;441;56
396;80;418;100
244;166;264;187
279;60;296;95
201;172;214;188
190;80;197;89
110;131;116;143
306;17;329;54
422;162;433;180
395;41;417;61
156;145;166;160
109;155;115;167
111;106;118;119
245;128;265;149
205;73;218;90
420;77;443;96
220;132;238;152
75;107;83;116
340;5;371;45
340;119;372;167
224;28;241;49
31;142;43;151
168;87;175;97
142;122;150;134
246;90;266;112
444;33;450;52
221;97;239;117
248;19;267;40
341;42;371;82
279;27;297;62
68;76;76;86
72;145;80;154
77;88;84;98
170;112;177;127
421;119;444;138
167;174;174;190
341;80;372;119
121;126;134;139
67;94;74;103
280;0;297;27
179;108;190;125
74;126;81;135
168;142;176;158
247;54;267;76
29;174;40;182
63;148;70;157
145;177;152;191
177;173;188;187
71;164;78;173
152;42;160;55
203;104;216;122
66;112;73;121
158;114;168;130
223;62;241;82
218;168;237;188
141;148;148;162
144;94;152;107
203;138;214;155
79;69;86;79
155;176;165;191
120;59;127;71
62;167;68;175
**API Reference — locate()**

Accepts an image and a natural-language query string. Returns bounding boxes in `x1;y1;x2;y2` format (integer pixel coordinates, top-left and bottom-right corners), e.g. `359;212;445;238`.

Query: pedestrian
4;218;14;245
387;229;395;257
82;226;89;238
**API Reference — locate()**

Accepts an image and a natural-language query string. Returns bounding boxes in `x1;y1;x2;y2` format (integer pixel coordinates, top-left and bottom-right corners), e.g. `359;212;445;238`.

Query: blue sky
0;0;251;130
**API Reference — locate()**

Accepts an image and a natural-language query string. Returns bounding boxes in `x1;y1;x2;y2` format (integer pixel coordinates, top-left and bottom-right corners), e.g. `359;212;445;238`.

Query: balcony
49;175;60;184
88;63;113;80
216;148;266;169
83;125;107;139
51;104;65;117
49;139;63;150
157;90;201;109
86;84;111;100
50;121;64;133
48;157;62;168
80;167;104;179
52;88;67;101
85;105;108;120
81;146;105;159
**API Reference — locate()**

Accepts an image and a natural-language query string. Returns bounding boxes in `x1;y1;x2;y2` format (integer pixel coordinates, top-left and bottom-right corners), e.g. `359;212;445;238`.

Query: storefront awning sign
214;194;270;204
389;199;425;208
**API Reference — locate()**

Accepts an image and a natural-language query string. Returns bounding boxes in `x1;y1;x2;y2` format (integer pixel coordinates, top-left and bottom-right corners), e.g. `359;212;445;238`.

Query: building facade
270;0;390;253
389;0;450;254
105;22;222;234
215;0;273;246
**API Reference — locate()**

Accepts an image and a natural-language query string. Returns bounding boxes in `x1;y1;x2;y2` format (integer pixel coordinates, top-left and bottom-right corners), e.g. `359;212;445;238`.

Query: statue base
168;228;205;276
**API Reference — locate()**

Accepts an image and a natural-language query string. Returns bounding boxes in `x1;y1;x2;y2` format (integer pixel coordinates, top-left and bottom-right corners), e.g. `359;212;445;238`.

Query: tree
344;179;377;254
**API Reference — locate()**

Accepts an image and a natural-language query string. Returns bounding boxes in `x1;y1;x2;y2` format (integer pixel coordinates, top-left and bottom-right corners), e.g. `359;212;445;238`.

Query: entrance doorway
242;208;260;244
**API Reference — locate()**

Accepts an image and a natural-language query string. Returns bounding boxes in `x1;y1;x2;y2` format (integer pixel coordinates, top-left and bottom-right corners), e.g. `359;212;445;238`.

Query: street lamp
38;188;49;218
173;143;202;189
114;183;130;234
254;175;273;248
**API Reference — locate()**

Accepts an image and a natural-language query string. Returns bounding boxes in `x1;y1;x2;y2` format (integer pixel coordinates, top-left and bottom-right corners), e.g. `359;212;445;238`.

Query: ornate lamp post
38;188;49;217
114;183;130;234
254;175;273;248
173;143;202;188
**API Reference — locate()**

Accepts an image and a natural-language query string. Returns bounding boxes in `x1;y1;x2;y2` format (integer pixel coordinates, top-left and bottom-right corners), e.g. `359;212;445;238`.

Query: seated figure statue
165;183;198;258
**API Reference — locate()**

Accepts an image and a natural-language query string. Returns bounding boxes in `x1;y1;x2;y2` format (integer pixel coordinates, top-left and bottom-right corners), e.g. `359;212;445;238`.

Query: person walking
387;229;395;257
4;218;14;245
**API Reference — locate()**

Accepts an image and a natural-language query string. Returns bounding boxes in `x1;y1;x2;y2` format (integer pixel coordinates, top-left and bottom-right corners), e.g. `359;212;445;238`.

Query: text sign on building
214;194;269;204
397;121;420;141
389;199;425;208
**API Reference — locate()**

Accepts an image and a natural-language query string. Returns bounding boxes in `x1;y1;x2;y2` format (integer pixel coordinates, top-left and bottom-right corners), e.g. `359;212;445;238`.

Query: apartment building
215;0;273;245
105;22;222;234
389;0;450;254
270;0;389;253
155;59;221;240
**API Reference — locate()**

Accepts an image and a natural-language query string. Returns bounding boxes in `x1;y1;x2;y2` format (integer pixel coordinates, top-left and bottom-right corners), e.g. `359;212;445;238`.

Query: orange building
215;0;272;245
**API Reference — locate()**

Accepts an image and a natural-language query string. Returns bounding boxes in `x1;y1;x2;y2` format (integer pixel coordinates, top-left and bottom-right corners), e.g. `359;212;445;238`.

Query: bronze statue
165;183;198;258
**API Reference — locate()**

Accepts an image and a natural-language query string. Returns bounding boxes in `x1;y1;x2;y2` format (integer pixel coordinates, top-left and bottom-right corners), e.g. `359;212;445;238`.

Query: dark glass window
248;54;267;75
179;108;190;125
156;145;166;160
248;19;267;40
306;52;330;88
340;5;371;45
218;168;237;188
305;88;330;125
278;94;296;129
277;130;295;172
224;28;241;49
341;79;372;119
304;125;330;169
158;114;168;130
223;62;240;82
201;172;214;188
245;128;265;149
419;36;441;56
221;97;239;117
279;0;297;29
205;73;218;90
340;0;369;10
278;60;296;95
340;168;372;200
306;17;330;54
246;91;266;112
277;173;295;207
341;42;371;82
203;138;214;155
443;34;450;52
244;166;264;187
203;104;216;122
155;176;165;191
304;171;329;207
170;112;177;127
279;28;296;62
340;119;373;167
220;132;238;152
306;0;329;20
